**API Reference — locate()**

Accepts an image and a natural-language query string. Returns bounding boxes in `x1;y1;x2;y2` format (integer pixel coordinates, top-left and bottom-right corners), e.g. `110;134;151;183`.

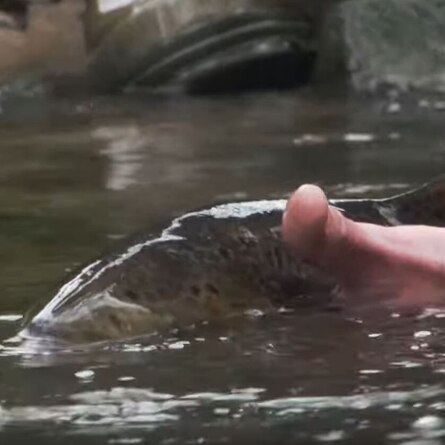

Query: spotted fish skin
17;178;445;345
20;199;337;344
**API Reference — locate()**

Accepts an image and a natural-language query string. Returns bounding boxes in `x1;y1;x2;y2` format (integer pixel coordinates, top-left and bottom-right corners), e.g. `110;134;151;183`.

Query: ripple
257;386;445;413
0;385;444;436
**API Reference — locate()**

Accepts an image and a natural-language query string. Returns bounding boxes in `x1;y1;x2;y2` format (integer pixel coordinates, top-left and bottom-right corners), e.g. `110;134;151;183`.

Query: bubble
214;407;230;415
75;369;95;381
168;341;190;350
316;431;347;442
293;134;326;145
387;102;401;113
412;415;444;430
343;133;375;143
414;331;432;339
118;376;135;382
359;369;383;375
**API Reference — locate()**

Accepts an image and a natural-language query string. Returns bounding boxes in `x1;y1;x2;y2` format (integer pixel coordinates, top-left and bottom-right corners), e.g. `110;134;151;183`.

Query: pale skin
282;185;445;307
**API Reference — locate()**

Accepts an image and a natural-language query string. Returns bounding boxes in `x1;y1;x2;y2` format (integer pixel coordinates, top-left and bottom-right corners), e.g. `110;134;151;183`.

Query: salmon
16;178;445;345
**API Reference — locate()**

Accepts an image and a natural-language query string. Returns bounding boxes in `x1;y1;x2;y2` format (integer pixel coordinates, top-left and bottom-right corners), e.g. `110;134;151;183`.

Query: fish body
16;178;445;345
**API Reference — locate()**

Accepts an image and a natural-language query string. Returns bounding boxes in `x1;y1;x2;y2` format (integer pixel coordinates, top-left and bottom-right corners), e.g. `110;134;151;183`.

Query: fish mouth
88;9;316;93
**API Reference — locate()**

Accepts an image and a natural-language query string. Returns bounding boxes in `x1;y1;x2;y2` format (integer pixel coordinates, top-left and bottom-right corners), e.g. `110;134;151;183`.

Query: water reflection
94;125;145;191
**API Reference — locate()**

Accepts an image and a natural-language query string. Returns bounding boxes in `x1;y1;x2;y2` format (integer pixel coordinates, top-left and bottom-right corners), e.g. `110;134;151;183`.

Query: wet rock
2;0;444;95
0;0;330;94
317;0;445;93
85;0;325;93
0;0;87;89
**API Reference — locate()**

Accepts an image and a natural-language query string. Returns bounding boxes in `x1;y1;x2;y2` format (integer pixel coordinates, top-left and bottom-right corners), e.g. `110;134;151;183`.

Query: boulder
85;0;328;93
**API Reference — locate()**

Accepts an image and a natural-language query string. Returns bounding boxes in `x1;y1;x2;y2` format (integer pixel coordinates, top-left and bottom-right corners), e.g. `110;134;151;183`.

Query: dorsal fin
379;176;445;226
331;176;445;227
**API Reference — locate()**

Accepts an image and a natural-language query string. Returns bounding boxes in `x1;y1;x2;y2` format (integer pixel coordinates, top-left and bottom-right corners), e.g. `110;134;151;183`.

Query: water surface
1;88;445;444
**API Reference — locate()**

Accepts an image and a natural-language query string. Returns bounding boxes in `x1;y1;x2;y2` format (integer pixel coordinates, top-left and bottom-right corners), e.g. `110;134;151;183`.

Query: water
2;88;445;444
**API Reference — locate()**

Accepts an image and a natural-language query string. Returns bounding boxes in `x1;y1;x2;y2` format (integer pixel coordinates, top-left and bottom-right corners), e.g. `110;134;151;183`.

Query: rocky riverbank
2;0;445;95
